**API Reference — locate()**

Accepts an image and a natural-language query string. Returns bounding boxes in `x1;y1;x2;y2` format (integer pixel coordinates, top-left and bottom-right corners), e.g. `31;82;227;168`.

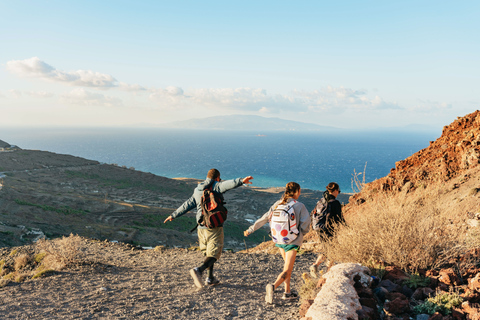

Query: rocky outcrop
353;110;480;200
303;263;372;320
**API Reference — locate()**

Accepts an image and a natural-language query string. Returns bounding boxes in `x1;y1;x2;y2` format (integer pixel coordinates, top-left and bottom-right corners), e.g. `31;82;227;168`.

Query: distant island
162;115;338;132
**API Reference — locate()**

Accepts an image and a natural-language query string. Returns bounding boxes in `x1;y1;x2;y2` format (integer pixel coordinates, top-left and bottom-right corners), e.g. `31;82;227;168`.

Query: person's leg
274;248;297;293
203;227;223;285
190;229;209;289
198;256;216;273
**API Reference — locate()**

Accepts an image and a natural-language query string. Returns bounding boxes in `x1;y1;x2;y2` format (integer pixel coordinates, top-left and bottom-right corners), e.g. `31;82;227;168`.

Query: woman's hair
326;182;340;194
280;182;301;204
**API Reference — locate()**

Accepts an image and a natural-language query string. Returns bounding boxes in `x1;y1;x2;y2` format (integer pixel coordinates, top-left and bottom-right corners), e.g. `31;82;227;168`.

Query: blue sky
1;0;479;130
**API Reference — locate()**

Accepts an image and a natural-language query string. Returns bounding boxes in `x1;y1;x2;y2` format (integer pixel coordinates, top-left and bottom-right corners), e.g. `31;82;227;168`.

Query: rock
373;286;388;302
461;301;480;320
386;291;407;301
384;266;409;283
415;314;430;320
401;284;414;298
383;296;410;315
451;308;466;320
428;312;444;320
356;305;380;320
379;279;401;292
439;268;461;286
469;273;480;292
412;287;434;300
299;299;314;317
359;297;377;309
305;263;371;320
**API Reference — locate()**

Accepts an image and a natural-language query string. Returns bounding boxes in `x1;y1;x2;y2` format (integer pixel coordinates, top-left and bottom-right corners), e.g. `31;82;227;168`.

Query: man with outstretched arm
164;168;253;289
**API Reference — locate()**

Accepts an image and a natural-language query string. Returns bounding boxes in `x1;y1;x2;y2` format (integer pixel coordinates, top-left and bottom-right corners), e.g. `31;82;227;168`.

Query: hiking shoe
190;267;203;289
265;284;274;304
205;277;220;286
282;292;298;300
309;264;319;278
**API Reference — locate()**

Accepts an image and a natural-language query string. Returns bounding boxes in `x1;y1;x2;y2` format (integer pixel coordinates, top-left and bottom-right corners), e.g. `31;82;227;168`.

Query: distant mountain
0;140;11;148
163;115;338;131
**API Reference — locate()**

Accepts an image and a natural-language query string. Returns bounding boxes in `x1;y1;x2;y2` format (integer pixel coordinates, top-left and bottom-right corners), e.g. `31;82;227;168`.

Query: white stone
305;263;371;320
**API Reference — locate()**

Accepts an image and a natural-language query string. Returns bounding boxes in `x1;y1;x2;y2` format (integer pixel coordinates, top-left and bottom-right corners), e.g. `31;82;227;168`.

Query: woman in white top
244;182;311;303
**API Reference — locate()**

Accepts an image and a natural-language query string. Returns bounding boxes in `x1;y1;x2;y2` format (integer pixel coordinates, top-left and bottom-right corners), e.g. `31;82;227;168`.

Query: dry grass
36;234;84;270
0;234;85;286
325;186;477;272
14;254;30;271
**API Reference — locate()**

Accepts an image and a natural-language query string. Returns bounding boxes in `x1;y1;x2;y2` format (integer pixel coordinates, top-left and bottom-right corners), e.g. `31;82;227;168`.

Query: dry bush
36;234;84;270
325;190;470;272
14;254;31;271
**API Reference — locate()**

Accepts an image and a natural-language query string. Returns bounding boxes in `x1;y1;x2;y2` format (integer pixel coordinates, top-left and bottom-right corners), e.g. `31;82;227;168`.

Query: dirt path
0;239;315;319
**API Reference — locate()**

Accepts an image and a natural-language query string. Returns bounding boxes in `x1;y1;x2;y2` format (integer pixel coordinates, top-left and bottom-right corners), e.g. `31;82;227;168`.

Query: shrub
32;269;55;279
34;252;47;263
14;254;30;271
404;272;431;289
324;190;468;271
299;273;322;303
413;289;463;315
36;234;84;270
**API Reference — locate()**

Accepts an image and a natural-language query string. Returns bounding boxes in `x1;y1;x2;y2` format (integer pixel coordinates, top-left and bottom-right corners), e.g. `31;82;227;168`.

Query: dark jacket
321;191;344;237
171;177;244;229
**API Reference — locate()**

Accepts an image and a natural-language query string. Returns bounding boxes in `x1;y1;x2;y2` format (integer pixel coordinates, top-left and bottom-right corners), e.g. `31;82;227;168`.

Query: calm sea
1;128;439;193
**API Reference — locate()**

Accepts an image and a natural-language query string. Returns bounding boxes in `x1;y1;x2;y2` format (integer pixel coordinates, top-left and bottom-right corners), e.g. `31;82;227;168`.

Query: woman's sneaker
282;292;298;300
265;284;274;304
205;277;220;286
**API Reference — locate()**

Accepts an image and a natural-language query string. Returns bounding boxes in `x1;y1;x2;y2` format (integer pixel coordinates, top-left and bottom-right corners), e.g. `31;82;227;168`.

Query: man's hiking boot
205;277;220;286
190;267;203;289
282;292;298;300
309;264;319;278
265;284;274;304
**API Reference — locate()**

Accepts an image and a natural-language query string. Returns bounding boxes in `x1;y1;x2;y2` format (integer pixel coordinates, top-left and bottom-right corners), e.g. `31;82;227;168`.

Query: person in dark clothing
164;168;253;289
309;182;343;277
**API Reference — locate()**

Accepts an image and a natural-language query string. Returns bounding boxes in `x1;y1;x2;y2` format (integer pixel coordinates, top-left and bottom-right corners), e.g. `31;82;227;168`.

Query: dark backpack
199;186;228;228
311;198;335;234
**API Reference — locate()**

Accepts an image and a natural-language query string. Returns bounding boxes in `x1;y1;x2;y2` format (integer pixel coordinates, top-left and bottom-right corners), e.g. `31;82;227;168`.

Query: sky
1;0;479;130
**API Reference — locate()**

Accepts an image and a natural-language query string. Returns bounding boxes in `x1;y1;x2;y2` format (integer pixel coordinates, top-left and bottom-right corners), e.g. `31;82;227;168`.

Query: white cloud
7;57;118;88
26;91;54;98
60;88;122;107
146;85;400;115
411;99;453;112
149;86;187;107
293;86;400;111
8;89;23;98
119;82;147;92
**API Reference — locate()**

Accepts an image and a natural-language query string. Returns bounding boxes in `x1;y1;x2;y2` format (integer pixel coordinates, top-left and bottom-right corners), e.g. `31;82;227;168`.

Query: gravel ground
0;239;316;319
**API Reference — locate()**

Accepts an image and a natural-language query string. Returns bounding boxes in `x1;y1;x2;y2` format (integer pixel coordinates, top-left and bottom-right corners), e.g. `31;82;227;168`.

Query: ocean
1;128;439;193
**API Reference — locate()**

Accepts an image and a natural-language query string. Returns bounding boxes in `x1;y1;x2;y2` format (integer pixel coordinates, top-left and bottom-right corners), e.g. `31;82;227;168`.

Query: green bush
404;273;431;289
413;290;463;315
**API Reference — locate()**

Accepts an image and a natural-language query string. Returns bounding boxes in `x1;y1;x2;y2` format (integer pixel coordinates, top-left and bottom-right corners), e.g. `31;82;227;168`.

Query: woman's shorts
275;243;300;252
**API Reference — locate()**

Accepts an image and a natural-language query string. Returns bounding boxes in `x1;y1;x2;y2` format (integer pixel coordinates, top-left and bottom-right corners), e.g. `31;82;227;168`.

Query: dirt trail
0;239;315;320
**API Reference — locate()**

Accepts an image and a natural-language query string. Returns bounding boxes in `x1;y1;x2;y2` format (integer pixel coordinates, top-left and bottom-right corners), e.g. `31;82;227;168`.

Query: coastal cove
1;127;439;193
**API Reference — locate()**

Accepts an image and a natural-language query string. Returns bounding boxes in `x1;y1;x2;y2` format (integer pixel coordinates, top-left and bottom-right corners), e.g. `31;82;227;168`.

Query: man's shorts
198;227;224;260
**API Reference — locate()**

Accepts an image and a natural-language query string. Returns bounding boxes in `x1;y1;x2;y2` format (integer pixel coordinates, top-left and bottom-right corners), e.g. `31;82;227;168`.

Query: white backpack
269;200;299;244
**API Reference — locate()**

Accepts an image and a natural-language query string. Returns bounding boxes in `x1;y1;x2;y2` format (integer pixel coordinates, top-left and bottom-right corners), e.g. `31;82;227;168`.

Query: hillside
0;146;350;249
353;110;480;198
